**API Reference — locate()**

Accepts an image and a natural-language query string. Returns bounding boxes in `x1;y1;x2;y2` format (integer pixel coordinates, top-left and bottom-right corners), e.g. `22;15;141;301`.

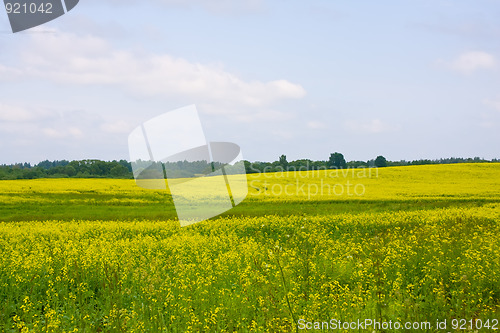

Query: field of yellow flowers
0;163;499;332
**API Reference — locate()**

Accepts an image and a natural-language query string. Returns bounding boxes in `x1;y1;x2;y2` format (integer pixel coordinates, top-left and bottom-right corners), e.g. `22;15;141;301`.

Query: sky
0;0;499;164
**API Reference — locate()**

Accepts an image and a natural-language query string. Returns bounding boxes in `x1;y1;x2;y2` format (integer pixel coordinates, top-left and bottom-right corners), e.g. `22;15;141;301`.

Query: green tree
375;155;387;167
347;160;368;168
278;154;288;170
63;165;77;177
329;152;346;169
110;164;129;177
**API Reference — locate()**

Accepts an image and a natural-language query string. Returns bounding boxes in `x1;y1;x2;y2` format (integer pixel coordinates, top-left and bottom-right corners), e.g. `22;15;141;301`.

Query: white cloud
483;98;500;112
344;119;399;134
100;120;135;134
477;111;499;129
0;104;54;122
307;121;327;129
0;65;22;80
0;103;100;140
42;126;83;139
442;51;497;74
88;0;264;14
0;104;33;122
3;30;305;113
198;102;293;123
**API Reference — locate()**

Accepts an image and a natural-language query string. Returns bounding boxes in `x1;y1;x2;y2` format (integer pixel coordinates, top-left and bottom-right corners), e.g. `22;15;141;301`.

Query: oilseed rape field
0;164;499;332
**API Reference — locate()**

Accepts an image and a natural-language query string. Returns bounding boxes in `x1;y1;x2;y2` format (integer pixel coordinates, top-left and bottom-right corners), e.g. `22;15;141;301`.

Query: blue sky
0;0;499;164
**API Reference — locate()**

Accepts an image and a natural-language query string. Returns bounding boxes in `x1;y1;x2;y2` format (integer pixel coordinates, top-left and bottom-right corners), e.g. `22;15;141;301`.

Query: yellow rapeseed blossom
0;163;498;331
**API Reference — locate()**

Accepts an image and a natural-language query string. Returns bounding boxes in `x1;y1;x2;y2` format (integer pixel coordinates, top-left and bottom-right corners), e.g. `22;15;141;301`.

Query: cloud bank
1;30;306;110
441;51;497;75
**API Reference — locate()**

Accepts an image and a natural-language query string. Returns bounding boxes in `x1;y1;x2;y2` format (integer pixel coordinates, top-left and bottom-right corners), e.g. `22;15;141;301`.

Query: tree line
244;153;500;173
0;160;132;180
0;154;498;180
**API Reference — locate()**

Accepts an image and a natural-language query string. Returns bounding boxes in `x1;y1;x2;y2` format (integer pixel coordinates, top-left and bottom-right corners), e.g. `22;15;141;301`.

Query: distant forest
0;154;499;180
